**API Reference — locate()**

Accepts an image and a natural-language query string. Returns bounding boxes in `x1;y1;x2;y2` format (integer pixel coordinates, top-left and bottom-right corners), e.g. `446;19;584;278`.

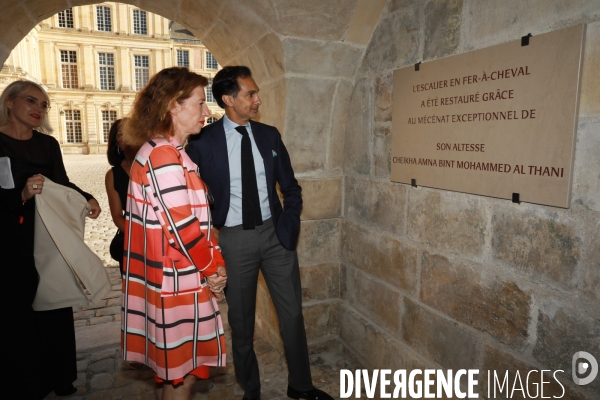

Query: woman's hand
207;265;227;291
21;174;45;201
87;199;101;219
207;265;227;303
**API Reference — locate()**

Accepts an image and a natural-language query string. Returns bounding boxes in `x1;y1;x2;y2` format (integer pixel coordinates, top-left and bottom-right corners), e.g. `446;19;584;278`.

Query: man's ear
222;94;234;108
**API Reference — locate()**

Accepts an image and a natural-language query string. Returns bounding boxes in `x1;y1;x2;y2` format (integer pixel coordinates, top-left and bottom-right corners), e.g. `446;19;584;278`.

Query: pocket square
272;150;277;157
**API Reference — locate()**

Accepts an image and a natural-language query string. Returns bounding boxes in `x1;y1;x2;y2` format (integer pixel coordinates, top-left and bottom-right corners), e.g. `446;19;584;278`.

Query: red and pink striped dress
121;136;225;382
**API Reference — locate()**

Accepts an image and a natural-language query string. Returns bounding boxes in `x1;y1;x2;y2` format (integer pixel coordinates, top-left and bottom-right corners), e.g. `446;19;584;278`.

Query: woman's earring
117;145;122;154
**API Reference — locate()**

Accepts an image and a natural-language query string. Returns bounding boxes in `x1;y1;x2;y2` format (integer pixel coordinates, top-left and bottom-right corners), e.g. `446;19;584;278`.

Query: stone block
82;300;107;310
91;348;118;362
269;0;359;41
420;251;532;347
283;39;362;77
329;80;353;171
344;78;371;175
345;0;388;45
407;189;487;260
297;219;341;264
483;346;589;400
256;77;286;130
74;372;86;388
580;22;600;118
461;0;599;50
236;45;268;86
360;8;420;74
339;306;389;369
74;310;95;320
342;221;418;293
373;127;392;178
533;301;600;394
374;72;393;123
218;3;269;50
107;297;121;307
345;176;406;235
423;0;462;60
582;212;600;300
179;0;223;35
284;77;336;172
256;33;284;80
77;359;89;373
388;0;418;13
23;0;70;21
76;321;121;350
573;120;600;212
299;262;340;301
90;373;113;391
345;267;402;334
90;358;115;374
96;306;122;317
201;20;242;64
491;207;581;289
74;320;87;328
90;316;114;325
402;297;479;371
298;177;342;221
303;302;340;341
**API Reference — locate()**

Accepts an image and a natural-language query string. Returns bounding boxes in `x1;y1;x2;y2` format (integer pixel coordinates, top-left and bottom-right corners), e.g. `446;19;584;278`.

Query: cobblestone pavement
42;154;359;400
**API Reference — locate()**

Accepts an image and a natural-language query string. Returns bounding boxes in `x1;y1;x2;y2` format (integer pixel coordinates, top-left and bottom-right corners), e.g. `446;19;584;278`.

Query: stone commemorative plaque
391;25;585;208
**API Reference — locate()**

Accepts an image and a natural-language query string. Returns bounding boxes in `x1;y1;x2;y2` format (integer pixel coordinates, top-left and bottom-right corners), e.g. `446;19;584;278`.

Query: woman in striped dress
121;67;227;400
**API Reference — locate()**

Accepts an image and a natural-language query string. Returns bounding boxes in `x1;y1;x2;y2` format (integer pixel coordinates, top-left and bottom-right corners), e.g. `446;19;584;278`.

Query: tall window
134;55;149;90
133;10;147;35
60;50;78;89
177;50;189;67
64;110;82;143
102;110;118;142
206;116;218;124
58;8;74;28
206;78;215;103
98;53;115;90
96;6;112;32
206;52;217;69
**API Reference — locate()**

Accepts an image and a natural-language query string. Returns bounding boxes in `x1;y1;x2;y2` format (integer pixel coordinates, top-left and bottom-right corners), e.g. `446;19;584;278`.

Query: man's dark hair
212;65;252;109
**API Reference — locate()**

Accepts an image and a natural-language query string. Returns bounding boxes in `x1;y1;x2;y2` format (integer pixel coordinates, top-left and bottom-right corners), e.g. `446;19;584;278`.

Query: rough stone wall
341;1;600;398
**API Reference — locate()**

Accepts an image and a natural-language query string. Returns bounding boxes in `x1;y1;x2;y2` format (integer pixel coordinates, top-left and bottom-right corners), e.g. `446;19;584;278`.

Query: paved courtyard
42;154;359;400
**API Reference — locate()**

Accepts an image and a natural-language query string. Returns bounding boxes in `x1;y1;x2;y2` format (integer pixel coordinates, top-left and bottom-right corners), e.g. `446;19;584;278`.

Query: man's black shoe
287;386;334;400
242;396;260;400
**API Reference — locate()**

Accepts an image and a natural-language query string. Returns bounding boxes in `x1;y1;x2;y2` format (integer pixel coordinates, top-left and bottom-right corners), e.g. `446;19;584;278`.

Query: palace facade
0;2;222;154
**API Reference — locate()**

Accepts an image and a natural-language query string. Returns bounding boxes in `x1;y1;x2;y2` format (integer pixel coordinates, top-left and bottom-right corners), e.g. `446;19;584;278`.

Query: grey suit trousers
220;219;312;398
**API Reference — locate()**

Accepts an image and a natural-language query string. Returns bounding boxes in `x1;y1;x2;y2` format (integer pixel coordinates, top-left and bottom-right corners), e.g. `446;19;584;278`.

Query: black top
0;130;93;215
0;130;94;307
0;130;86;398
112;164;129;212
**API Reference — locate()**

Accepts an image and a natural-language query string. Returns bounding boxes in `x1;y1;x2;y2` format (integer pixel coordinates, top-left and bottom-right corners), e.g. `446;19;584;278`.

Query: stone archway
1;0;387;353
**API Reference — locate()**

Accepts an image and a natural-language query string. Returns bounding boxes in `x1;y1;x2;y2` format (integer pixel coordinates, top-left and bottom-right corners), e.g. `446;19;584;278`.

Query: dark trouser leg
259;223;313;392
35;307;77;390
220;226;262;399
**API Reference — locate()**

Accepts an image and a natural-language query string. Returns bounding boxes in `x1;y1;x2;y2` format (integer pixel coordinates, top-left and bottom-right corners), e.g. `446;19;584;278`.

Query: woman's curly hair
123;67;208;147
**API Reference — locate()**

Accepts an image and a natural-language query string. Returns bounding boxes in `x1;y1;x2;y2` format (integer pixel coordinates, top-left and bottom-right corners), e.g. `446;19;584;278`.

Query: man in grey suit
187;66;333;400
